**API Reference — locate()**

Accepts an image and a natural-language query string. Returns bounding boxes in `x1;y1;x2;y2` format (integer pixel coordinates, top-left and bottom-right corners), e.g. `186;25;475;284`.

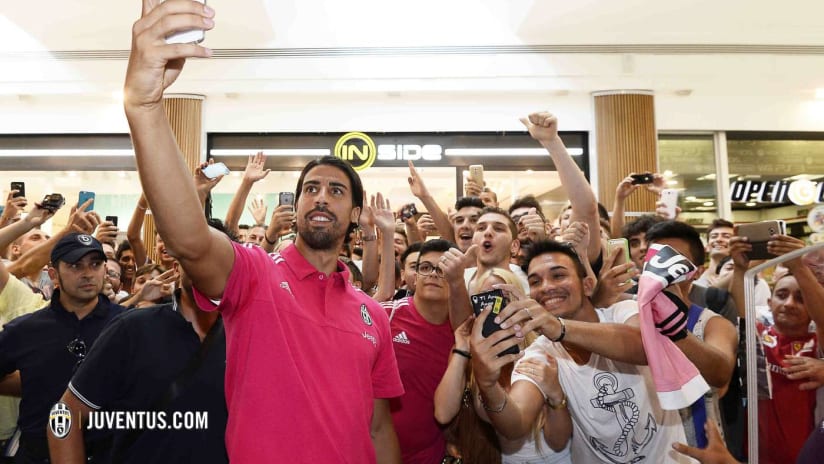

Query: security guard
0;233;126;463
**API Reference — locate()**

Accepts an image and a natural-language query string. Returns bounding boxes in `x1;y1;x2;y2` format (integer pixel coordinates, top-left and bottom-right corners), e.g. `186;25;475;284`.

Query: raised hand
416;213;437;237
439;244;478;283
615;175;640;200
243;152;270;183
95;220;120;246
194;159;223;197
470;305;523;390
645;173;667;196
268;204;296;237
25;204;57;227
137;268;179;302
559;221;590;261
407;161;431;199
248;197;268;226
1;191;28;224
520;208;547;242
66;201;100;235
371;193;395;233
464;179;482;198
519;112;560;145
125;0;215;110
592;247;637;307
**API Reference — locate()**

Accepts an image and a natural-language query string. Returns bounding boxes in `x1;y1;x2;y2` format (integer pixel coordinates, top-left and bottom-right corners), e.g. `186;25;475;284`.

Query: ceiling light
666;180;678;186
444;148;584;156
686;196;697;201
703;201;714;207
209;149;330;157
663;170;674;177
746;202;757;207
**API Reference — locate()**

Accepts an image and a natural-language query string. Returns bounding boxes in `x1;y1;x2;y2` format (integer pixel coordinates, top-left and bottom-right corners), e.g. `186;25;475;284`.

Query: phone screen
78;191;95;211
470;289;518;356
10;182;25;198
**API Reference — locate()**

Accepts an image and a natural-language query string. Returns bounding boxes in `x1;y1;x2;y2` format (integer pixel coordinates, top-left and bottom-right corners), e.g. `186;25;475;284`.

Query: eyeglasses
107;270;121;279
67;337;87;369
416;262;445;279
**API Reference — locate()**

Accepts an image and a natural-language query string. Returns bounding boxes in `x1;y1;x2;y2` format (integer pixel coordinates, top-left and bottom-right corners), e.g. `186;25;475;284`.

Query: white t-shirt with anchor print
512;301;693;463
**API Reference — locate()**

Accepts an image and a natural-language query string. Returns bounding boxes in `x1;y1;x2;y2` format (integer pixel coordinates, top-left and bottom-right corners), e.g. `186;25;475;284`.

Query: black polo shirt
68;301;227;464
0;290;125;458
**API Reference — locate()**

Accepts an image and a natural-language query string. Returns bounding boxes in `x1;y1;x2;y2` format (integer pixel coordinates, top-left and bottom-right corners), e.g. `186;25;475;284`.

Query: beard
297;207;347;250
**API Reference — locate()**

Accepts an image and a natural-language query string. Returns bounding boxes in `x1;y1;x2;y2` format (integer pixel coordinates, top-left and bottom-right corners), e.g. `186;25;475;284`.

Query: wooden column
593;90;658;218
142;94;204;264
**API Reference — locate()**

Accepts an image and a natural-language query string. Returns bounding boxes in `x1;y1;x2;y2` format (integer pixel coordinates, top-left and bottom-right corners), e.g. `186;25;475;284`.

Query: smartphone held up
164;0;207;45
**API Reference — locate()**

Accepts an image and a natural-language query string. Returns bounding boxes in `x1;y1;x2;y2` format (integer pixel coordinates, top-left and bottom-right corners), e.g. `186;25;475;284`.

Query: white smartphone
660;189;679;219
469;165;484;186
201;162;230;179
164;0;207;45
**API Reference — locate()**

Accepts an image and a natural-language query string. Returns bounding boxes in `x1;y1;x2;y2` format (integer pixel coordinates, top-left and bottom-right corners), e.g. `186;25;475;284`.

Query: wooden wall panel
594;91;658;223
140;94;203;264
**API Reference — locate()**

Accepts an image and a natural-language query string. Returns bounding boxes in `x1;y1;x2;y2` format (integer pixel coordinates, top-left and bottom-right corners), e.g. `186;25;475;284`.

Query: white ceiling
2;0;824;99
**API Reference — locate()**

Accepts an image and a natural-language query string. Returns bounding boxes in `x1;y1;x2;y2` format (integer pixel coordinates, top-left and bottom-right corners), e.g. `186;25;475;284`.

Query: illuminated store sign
730;180;823;206
334;132;443;171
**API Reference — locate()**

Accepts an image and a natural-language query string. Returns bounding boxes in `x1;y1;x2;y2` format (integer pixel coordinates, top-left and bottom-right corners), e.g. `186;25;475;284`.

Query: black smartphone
630;173;654;185
278;192;295;207
400;203;418;221
41;193;65;213
10;182;25;198
470;289;519;357
105;216;119;227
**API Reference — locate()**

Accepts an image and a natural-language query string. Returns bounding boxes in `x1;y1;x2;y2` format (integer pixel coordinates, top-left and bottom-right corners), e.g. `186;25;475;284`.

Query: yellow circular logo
334;132;376;172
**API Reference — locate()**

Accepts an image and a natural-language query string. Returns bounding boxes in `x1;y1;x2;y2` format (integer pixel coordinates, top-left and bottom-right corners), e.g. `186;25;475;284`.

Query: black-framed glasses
67;337;87;369
416;262;445;279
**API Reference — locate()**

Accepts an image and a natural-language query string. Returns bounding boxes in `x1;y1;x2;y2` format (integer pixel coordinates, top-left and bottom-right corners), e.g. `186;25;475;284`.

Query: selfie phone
469;165;484;187
738;220;786;260
41;194;65;213
278;192;295;207
607;238;631;267
10;182;25;198
105;216;119;227
660;189;679;218
78;191;95;211
630;173;654;185
400;203;418;221
164;0;206;44
201;162;230;179
471;289;519;357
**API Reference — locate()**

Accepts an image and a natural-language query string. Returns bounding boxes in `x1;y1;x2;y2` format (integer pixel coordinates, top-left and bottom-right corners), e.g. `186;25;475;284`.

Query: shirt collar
281;243;349;281
49;289;113;319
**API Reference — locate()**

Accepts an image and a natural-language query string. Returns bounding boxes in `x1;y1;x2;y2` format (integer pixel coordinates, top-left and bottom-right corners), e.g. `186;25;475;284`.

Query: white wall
1;91;821;135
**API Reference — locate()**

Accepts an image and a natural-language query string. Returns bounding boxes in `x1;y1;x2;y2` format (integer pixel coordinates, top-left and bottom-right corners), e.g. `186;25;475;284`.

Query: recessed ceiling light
703;201;714;207
746;202;757;207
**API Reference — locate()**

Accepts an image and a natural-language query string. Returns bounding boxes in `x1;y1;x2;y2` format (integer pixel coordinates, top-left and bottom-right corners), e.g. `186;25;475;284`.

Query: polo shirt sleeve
193;241;267;317
367;300;404;399
68;316;132;410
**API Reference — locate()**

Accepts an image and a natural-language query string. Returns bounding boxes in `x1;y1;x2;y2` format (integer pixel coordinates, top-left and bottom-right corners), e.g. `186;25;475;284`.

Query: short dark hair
400;242;424;267
644;220;706;265
508;195;545;221
295;156;364;237
621;214;665;240
115;240;132;261
341;258;364;286
417;239;457;263
706;218;734;240
522;240;587;278
479;206;517;239
454;196;484;212
597;203;610;224
208;218;240;243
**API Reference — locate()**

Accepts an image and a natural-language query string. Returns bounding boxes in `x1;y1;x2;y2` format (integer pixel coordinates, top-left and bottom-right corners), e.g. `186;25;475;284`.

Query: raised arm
124;0;232;298
521;112;602;263
371;194;397;303
434;317;473;424
8;203;97;280
126;194;149;267
0;204;55;251
224;153;269;234
408;161;455;242
611;174;639;237
357;193;380;291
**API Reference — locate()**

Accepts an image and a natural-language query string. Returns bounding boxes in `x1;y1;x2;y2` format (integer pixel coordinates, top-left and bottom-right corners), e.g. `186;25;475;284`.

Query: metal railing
744;242;824;463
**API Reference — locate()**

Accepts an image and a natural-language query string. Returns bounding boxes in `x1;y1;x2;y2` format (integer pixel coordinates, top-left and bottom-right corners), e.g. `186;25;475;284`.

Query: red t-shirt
381;297;454;464
194;243;404;463
757;323;818;464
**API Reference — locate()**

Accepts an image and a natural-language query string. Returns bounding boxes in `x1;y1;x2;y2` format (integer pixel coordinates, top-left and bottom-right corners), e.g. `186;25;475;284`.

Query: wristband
451;348;471;359
549;316;566;342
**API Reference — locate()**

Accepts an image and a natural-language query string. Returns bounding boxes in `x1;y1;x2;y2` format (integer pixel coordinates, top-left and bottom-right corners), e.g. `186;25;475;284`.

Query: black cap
50;233;106;265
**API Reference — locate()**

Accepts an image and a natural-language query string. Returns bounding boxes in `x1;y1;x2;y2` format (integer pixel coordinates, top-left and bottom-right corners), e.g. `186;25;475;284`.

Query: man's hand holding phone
124;0;215;111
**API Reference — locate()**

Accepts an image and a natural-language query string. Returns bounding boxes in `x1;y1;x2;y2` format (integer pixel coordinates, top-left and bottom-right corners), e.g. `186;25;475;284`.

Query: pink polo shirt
194;242;403;463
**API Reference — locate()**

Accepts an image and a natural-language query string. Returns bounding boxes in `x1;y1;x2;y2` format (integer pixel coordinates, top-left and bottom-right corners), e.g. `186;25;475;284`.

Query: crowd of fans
0;2;823;463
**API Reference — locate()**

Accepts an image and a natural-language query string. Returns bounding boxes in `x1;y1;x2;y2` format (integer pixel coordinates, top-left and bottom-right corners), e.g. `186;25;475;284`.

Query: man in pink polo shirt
123;3;403;462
